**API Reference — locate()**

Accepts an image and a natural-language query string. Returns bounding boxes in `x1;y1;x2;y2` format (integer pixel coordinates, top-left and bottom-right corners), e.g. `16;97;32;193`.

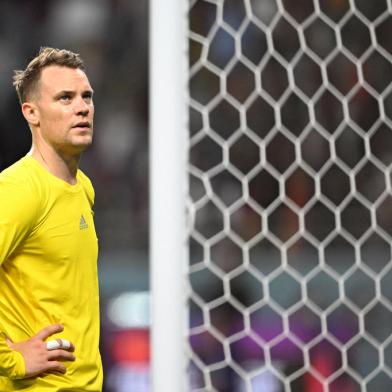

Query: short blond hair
13;47;85;104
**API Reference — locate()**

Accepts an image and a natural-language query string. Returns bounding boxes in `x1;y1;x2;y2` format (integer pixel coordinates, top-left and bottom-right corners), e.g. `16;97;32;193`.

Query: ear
21;102;39;127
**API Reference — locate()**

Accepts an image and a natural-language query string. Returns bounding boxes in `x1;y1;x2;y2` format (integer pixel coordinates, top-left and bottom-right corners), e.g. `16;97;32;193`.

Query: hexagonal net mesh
187;0;392;391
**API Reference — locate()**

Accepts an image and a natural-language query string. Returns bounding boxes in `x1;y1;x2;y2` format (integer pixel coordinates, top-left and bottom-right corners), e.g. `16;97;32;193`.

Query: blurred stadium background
2;0;392;391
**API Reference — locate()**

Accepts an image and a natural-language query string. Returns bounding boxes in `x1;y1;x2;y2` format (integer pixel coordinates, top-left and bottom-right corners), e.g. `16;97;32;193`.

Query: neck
30;142;81;185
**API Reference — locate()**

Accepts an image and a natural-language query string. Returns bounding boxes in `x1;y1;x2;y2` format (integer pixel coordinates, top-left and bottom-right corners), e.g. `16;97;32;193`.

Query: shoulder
0;156;30;182
77;169;95;206
0;157;37;193
0;157;42;222
0;156;46;196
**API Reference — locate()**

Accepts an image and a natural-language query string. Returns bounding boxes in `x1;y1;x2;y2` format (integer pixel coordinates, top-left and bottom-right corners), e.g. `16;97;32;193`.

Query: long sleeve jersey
0;155;103;391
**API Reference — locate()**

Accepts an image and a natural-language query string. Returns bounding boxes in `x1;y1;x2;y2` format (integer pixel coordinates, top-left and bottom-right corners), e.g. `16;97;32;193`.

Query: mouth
72;121;91;130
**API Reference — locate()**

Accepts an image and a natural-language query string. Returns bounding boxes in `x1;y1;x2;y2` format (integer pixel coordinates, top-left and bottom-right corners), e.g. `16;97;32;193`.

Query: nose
74;97;90;116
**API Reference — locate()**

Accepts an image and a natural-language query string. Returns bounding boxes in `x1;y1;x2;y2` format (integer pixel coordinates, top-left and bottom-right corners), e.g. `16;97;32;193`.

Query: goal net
187;0;392;391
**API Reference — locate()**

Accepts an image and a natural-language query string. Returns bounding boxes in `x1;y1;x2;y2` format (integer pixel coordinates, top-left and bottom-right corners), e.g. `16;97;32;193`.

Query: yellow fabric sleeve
0;171;36;379
0;175;39;266
0;335;25;379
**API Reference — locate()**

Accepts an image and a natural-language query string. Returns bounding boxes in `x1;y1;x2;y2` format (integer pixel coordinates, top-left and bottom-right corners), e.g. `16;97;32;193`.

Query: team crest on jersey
80;215;89;230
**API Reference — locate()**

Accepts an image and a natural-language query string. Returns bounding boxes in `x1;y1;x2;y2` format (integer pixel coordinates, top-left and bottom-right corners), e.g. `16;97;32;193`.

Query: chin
75;135;93;147
68;139;93;155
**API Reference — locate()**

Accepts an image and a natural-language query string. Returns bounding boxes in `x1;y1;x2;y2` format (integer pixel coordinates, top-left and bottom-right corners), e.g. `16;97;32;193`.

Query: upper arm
0;177;39;265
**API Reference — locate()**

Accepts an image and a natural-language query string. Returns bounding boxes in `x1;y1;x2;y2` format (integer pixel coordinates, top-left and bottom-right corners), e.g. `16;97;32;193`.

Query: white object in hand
46;338;71;350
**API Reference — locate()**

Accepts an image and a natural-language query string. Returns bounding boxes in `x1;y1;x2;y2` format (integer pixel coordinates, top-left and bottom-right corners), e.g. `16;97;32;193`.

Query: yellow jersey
0;155;103;391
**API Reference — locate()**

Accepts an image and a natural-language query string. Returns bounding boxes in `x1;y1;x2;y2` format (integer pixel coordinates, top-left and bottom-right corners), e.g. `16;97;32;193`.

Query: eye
60;95;72;102
83;93;93;102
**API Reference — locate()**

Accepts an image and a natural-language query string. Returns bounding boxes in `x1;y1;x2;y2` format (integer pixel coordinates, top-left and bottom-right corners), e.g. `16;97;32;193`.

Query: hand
6;324;75;378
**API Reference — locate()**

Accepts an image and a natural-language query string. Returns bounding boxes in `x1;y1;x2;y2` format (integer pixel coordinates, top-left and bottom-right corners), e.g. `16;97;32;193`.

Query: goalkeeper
0;47;103;391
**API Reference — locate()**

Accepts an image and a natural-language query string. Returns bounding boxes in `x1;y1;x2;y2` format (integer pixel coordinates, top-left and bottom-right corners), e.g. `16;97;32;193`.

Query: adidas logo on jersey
80;215;89;230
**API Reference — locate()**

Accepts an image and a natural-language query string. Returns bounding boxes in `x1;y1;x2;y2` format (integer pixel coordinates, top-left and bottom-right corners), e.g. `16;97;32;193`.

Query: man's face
34;65;94;154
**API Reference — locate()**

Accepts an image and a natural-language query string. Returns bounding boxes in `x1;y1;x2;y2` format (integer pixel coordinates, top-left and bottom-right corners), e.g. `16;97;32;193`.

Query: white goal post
150;0;188;391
